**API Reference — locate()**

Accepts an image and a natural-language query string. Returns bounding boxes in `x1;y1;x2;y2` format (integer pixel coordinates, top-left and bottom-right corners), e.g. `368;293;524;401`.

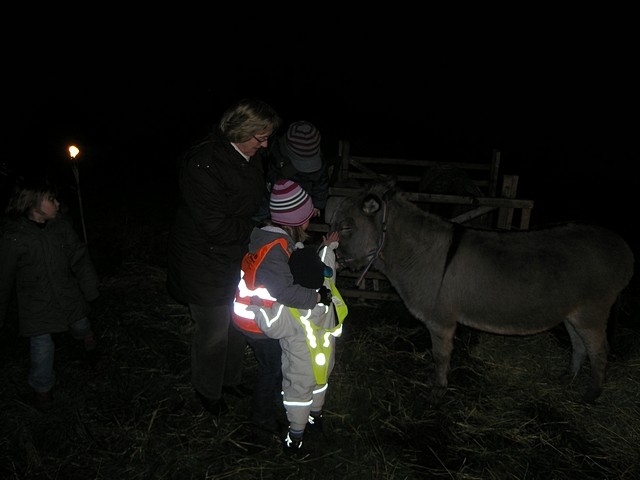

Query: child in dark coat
0;178;100;411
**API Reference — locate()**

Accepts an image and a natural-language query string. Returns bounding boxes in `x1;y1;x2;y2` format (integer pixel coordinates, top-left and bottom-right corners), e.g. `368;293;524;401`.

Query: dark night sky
3;11;638;246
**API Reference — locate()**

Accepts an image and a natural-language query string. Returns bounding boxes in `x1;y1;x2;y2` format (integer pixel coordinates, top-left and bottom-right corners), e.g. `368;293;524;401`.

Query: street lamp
68;145;88;244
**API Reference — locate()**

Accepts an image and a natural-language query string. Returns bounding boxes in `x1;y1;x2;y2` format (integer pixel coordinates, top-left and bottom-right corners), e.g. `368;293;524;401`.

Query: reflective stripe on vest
232;238;289;335
251;275;348;385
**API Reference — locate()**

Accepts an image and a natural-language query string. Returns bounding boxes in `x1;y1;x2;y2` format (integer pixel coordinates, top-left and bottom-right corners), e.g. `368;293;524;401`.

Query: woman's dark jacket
0;212;99;336
166;129;265;306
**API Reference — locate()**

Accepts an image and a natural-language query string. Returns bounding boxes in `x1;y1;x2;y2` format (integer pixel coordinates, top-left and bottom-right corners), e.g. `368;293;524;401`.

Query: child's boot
283;430;305;457
33;389;53;412
83;334;101;367
83;334;97;351
306;412;324;436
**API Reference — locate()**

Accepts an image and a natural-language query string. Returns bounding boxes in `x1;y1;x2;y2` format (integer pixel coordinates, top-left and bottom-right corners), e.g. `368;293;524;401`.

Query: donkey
330;180;635;402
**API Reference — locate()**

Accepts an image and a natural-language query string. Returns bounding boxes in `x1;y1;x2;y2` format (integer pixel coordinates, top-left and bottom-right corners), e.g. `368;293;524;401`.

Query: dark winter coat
166;129;266;306
0;213;99;336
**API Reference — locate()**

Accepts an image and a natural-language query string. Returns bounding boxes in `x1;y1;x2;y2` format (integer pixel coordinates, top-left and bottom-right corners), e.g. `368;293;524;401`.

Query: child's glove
317;285;333;305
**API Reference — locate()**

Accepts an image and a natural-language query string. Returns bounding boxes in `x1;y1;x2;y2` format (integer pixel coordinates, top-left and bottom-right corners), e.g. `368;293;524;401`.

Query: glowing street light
69;145;79;159
68;145;88;244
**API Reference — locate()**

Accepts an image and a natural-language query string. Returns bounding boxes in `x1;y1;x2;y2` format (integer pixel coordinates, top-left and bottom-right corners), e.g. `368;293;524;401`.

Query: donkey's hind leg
564;321;587;379
565;317;609;403
428;323;457;389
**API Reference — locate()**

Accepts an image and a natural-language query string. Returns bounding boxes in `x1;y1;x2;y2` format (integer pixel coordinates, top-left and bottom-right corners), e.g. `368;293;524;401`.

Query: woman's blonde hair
219;98;282;143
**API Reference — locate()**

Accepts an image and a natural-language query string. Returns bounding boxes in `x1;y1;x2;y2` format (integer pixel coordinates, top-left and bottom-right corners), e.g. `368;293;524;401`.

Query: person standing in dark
166;98;282;417
254;120;330;223
0;178;100;411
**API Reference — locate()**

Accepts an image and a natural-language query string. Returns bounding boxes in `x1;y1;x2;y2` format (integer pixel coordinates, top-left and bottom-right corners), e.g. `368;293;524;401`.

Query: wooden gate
308;141;535;300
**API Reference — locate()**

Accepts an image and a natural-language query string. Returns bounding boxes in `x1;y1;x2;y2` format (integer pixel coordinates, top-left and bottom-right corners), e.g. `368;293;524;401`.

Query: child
233;179;347;455
245;234;348;456
0;178;100;411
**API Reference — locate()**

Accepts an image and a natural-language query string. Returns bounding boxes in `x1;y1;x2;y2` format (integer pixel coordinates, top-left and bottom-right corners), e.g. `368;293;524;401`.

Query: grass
1;205;639;479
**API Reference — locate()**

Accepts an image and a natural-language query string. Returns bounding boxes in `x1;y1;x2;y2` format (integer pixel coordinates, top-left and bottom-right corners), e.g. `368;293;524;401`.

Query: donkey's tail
606;293;623;360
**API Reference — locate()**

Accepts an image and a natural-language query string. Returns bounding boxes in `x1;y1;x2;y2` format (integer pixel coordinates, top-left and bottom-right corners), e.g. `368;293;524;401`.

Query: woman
166;98;282;416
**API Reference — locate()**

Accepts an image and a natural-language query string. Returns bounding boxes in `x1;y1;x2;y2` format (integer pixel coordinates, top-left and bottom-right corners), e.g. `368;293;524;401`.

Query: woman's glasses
253;135;270;145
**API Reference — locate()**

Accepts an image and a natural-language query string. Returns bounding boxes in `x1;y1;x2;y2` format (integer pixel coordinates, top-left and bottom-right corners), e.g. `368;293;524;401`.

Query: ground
1;194;638;479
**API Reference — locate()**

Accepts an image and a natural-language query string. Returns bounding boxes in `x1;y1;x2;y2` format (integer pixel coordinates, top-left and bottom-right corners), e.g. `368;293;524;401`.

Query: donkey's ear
362;194;382;215
374;175;397;202
380;175;397;192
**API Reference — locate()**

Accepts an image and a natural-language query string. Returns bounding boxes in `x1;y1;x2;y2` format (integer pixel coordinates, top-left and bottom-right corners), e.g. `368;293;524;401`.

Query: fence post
497;174;519;230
